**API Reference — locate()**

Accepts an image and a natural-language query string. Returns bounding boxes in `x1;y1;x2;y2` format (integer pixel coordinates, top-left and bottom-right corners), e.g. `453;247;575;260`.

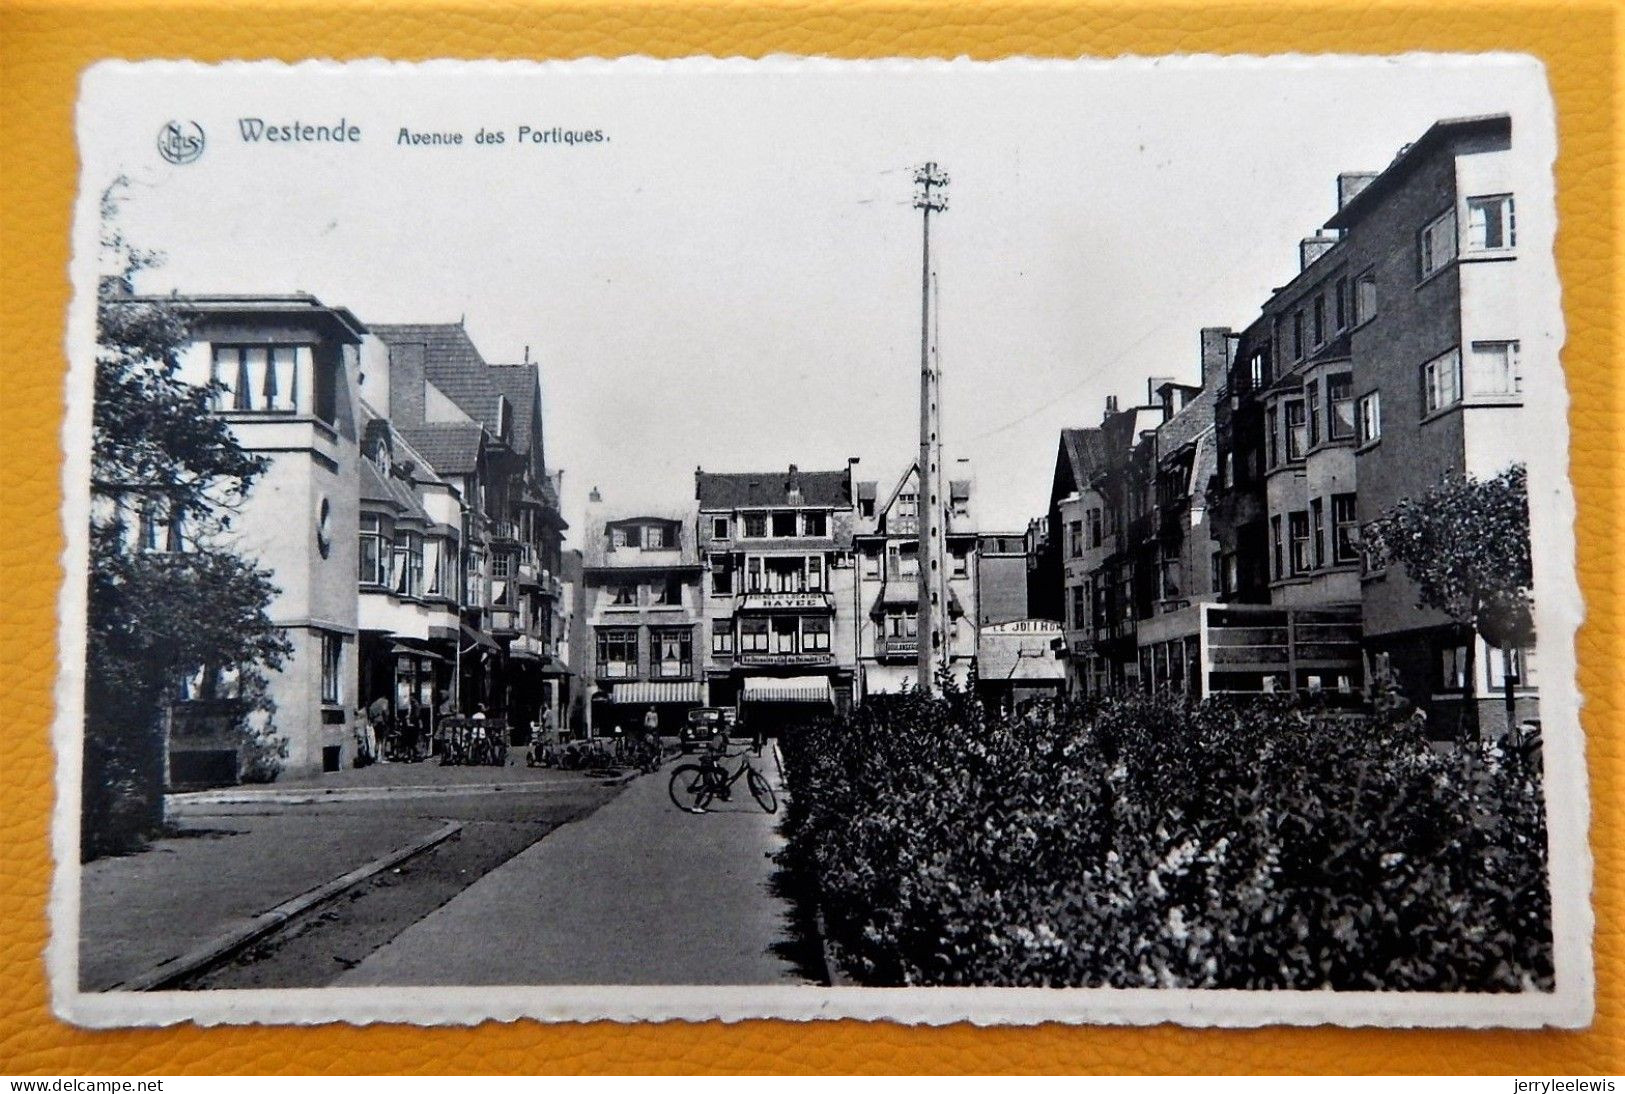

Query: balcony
876;635;918;662
488;519;521;543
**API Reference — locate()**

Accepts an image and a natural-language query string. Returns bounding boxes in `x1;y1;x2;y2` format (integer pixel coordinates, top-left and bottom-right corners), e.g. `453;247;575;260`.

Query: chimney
588;486;601;503
1199;326;1234;391
389;342;428;426
1103;395;1119;422
1299;234;1337;271
786;464;803;506
1337;171;1378;209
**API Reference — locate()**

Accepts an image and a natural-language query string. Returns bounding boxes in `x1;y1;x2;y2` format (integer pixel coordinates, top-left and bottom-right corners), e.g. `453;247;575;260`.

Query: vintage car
678;706;734;752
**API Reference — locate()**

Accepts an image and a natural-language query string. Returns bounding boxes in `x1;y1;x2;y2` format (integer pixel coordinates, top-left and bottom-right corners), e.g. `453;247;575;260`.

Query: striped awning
742;675;835;704
611;681;702;704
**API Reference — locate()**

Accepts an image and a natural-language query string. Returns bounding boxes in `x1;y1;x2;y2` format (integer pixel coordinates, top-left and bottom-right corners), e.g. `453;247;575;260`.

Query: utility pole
913;162;949;693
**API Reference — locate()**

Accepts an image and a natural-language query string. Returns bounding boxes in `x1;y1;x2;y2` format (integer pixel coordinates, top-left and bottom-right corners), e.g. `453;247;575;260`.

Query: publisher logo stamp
157;120;205;165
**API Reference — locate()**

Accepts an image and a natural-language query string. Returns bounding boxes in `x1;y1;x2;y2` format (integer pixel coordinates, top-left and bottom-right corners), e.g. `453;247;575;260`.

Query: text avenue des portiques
236;119;606;146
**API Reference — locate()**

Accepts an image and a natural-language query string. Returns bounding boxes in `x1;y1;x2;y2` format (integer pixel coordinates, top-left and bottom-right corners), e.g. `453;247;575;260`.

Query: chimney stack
1104;395;1119;422
1199;327;1234;391
1299;234;1338;271
1337;171;1378;209
588;486;602;503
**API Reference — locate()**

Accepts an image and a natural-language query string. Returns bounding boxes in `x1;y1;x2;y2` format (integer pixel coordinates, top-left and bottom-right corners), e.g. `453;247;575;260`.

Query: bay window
1333;494;1360;564
739;618;769;652
1289;511;1311;574
359;514;391;586
1327;373;1355;439
1285;399;1308;461
650;628;692;678
802;616;831;653
393;531;424;598
596;628;638;678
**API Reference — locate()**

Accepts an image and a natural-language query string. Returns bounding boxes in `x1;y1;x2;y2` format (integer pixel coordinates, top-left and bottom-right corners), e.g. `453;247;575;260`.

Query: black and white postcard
53;55;1590;1028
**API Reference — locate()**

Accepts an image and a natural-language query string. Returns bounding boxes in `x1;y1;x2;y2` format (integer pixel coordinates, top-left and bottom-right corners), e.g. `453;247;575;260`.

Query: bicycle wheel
668;764;712;812
747;768;778;814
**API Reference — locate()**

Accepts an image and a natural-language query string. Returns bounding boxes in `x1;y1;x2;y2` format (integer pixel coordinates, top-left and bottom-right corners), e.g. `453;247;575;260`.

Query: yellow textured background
1;0;1619;1075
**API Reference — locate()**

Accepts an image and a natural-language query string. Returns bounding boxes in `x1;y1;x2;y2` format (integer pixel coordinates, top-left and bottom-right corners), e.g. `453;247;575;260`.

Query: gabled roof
487;364;541;454
396;422;486;476
696;468;851;509
371;323;506;435
1058;428;1106;495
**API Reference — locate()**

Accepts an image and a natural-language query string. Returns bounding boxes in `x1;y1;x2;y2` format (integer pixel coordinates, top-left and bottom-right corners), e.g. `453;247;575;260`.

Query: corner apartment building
580;497;707;735
1206;112;1534;729
696;464;859;731
164;293;369;778
851;461;980;696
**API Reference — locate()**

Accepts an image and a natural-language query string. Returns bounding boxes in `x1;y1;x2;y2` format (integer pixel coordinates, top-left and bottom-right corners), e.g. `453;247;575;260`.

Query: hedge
778;687;1552;990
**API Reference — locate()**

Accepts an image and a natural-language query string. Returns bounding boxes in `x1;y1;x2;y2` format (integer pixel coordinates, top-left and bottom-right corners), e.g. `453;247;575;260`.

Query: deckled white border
52;53;1591;1029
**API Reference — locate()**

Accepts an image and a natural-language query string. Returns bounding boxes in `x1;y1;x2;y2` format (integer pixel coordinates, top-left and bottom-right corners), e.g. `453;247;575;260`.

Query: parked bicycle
668;748;777;814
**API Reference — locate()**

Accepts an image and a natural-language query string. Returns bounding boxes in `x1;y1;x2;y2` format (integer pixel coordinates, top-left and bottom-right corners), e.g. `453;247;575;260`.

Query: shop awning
389;641;448;663
460;623;501;655
612;681;702;704
742;675;835;704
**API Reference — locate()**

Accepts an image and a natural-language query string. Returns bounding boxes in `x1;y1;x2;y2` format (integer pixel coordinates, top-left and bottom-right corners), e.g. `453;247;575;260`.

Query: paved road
343;747;811;986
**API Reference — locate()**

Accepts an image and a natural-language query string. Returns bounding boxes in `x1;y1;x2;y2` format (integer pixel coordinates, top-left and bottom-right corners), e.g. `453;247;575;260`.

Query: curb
812;906;853;988
112;819;463;991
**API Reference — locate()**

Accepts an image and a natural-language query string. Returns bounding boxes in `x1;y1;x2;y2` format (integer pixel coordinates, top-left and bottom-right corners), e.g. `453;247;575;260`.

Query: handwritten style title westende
236;119;608;146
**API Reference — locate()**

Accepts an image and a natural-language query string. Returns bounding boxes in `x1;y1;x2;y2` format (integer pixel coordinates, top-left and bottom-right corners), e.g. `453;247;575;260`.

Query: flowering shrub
778;687;1552;990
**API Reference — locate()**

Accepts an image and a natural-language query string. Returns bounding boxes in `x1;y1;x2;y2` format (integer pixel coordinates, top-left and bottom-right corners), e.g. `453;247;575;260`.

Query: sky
81;55;1550;535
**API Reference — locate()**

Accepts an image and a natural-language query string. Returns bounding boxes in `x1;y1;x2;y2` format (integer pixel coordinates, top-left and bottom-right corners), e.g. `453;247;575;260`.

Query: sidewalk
343;747;811;986
80;810;448;991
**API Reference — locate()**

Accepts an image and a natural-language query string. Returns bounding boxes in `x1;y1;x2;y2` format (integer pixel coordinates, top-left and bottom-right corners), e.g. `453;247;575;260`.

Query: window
359;514;390;586
1355;272;1377;324
1422;348;1463;414
650;576;684;606
1466;195;1515;251
1440;643;1469;691
1088;508;1103;547
1311;498;1326;568
1070;584;1088;630
424;538;445;597
858;497;876;519
1313;294;1326;347
739;618;769;652
488;549;515;606
136;499;184;553
772;617;799;654
610;525;633;549
1420;208;1458;278
320;633;343;705
1357;391;1381;445
393;531;424;598
1209;551;1223;596
711;555;733;596
1222;553;1238;597
1487;645;1537;689
802;616;831;652
1289;511;1311;574
743;512;767;538
807;555;825;591
464;548;485;607
1248;350;1267;392
885;611;918;639
712;517;730;540
1292;311;1305;360
772;511;798;537
650;629;692;678
1271;515;1284;580
802;511;827;537
1333;494;1360;564
1307;382;1321;447
746;557;763;592
642;524;668;549
861;548;880;579
212;345;299;413
1285;399;1308;461
951;549;969;579
1468;340;1522;396
1335;276;1349;330
1267;407;1280;467
610;581;637;606
712;628;734;655
596;628;638;677
1068;520;1084;558
1327;374;1355;440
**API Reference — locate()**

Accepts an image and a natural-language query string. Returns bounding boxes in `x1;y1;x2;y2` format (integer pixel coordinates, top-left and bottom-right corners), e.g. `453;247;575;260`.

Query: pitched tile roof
488;364;541;453
370;323;505;431
396;422;486;476
695;468;851;510
1058;427;1106;493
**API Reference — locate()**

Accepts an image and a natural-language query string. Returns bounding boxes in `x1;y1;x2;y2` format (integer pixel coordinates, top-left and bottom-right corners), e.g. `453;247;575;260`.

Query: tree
1363;464;1532;740
84;181;290;858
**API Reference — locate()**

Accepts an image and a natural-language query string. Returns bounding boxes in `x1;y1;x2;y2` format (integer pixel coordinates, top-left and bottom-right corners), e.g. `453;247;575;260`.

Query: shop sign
737;652;832;666
741;592;831;611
